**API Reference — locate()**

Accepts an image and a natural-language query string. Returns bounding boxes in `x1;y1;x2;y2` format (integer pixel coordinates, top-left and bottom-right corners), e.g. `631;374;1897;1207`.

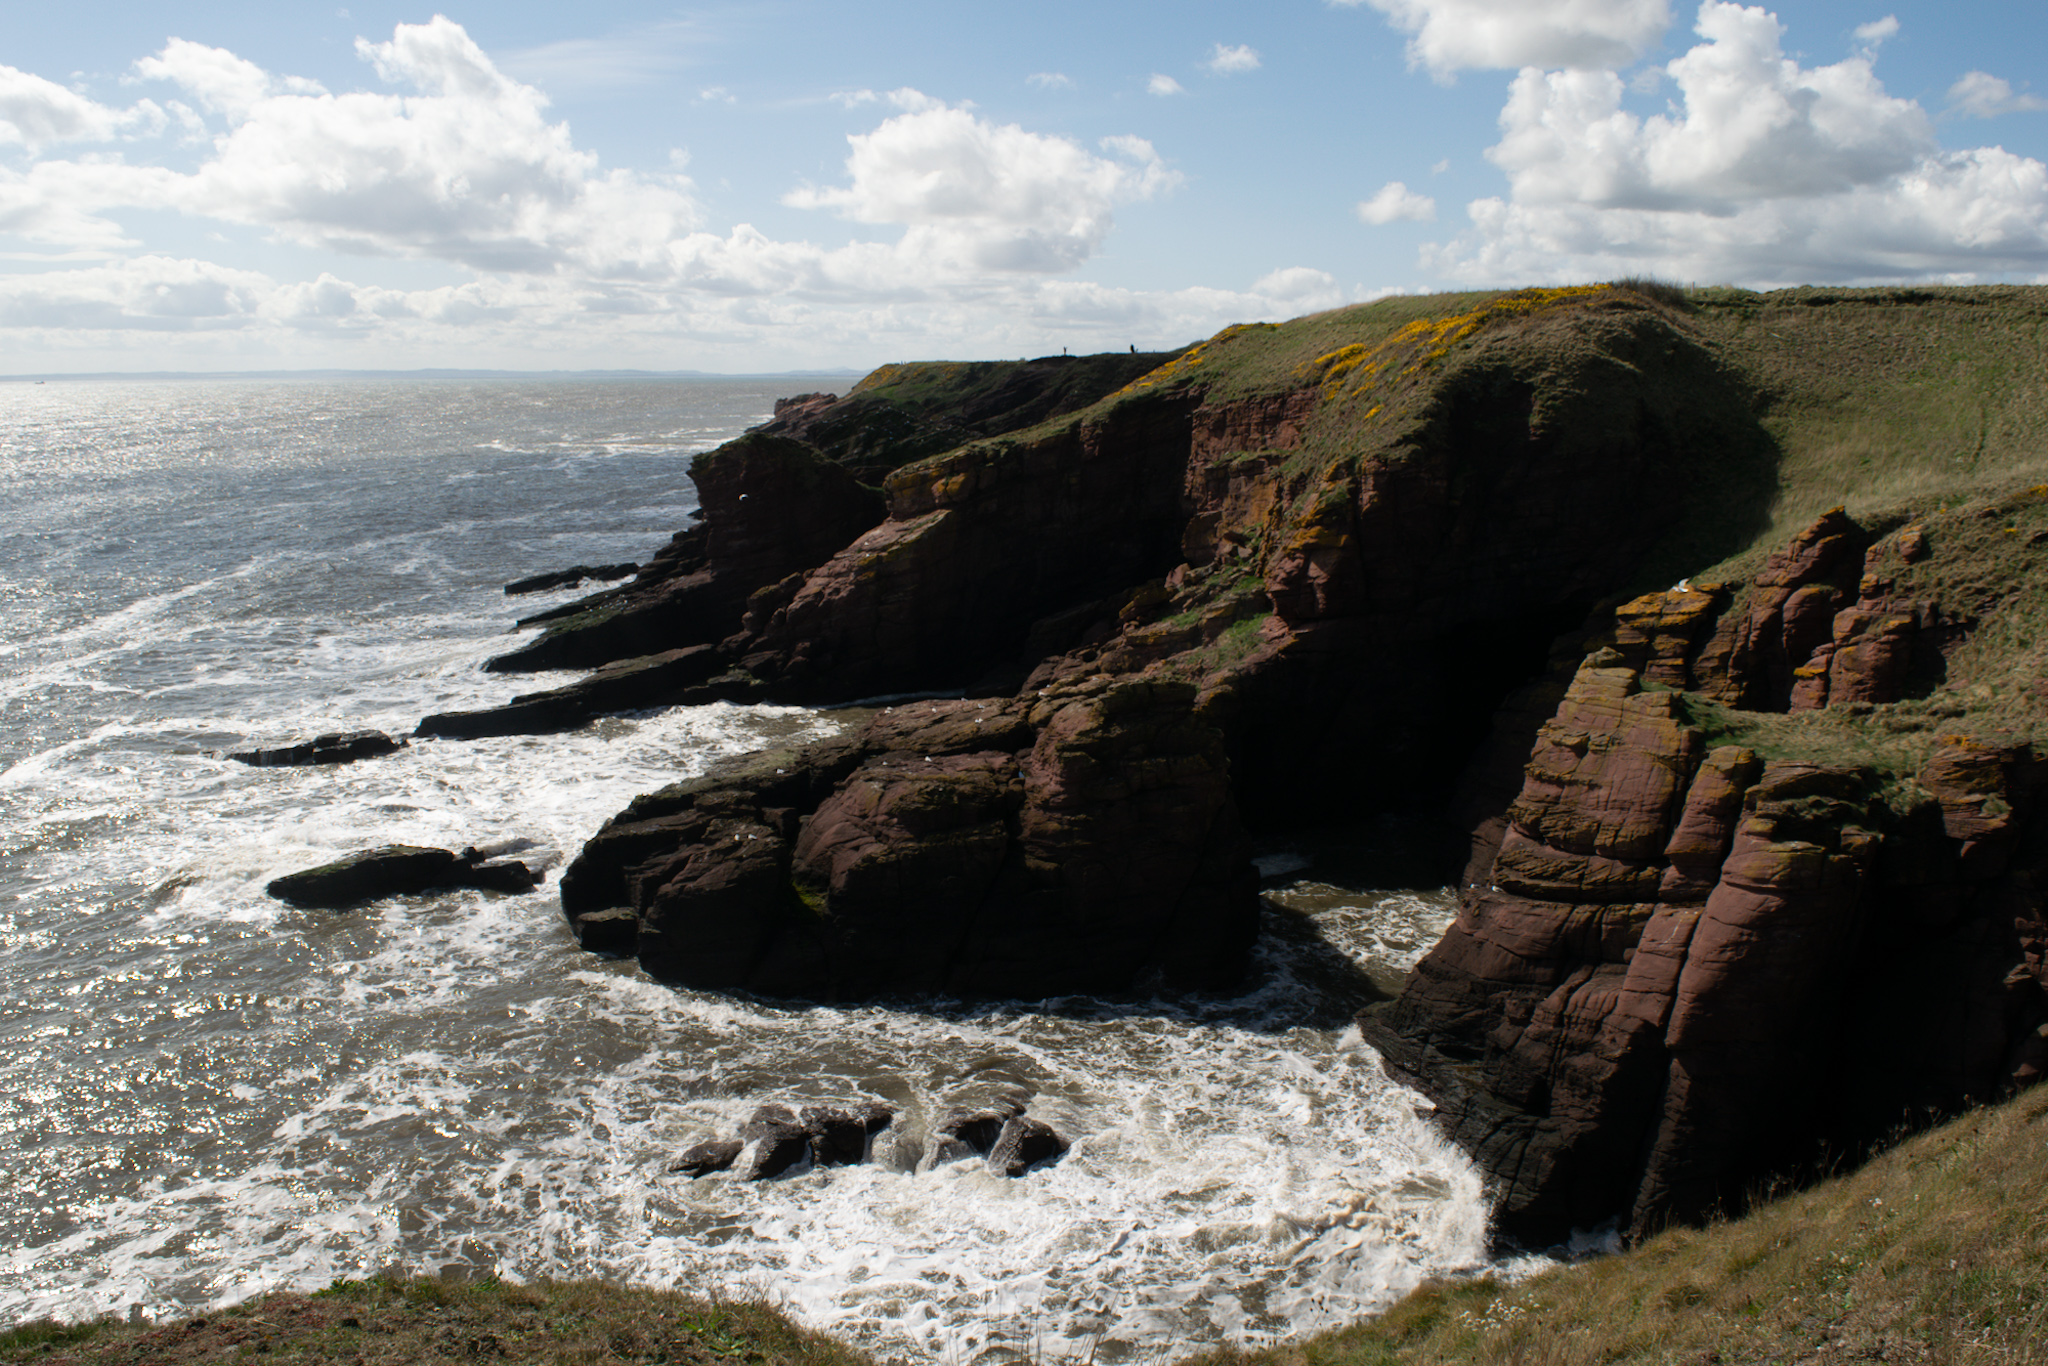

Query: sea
0;377;1506;1363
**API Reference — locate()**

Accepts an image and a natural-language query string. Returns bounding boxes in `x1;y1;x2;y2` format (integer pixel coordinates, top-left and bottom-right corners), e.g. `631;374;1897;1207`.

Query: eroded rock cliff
477;284;2048;1242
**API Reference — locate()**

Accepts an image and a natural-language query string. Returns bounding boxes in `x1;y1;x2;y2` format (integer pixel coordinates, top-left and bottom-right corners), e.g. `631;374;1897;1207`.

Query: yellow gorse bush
1300;284;1609;403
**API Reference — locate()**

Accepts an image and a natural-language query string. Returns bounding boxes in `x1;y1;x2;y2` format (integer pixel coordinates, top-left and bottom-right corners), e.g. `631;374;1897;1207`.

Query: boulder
801;1104;895;1166
988;1117;1069;1177
932;1102;1022;1159
267;845;459;908
739;1104;814;1180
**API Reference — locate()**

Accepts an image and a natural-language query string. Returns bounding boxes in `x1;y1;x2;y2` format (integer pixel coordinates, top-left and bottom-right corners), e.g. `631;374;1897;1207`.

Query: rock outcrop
504;563;638;596
231;731;406;767
267;845;543;908
1359;655;2048;1243
559;680;1256;999
471;286;2048;1243
486;353;1171;680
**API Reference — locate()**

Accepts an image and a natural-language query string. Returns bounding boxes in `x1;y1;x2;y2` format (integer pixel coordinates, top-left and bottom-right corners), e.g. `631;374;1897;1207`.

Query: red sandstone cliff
485;288;2048;1244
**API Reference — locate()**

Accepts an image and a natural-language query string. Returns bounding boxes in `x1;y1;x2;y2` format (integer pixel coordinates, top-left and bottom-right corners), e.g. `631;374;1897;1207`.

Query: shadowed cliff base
428;283;2048;1245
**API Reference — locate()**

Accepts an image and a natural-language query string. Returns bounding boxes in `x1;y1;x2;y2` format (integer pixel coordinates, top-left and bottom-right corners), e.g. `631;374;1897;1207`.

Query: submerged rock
666;1139;742;1177
667;1101;902;1180
504;563;638;595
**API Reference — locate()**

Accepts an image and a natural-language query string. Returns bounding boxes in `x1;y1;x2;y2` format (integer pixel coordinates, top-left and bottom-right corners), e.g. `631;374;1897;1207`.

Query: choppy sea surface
0;378;1498;1363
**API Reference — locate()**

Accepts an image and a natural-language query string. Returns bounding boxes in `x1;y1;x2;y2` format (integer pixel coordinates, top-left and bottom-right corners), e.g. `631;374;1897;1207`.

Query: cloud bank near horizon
0;18;1360;365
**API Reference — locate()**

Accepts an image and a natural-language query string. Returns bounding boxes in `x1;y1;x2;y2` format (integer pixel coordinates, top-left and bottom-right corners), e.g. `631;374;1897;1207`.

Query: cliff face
551;288;1784;1003
488;285;2048;1242
1360;647;2047;1242
489;350;1173;677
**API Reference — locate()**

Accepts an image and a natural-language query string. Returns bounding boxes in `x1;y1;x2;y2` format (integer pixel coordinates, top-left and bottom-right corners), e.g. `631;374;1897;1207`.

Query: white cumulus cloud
1;64;164;150
1336;0;1673;79
784;95;1179;274
1948;71;2048;120
115;17;705;275
133;38;326;119
1147;74;1185;96
1358;181;1438;223
1425;2;2048;284
1205;44;1262;75
1487;3;1930;211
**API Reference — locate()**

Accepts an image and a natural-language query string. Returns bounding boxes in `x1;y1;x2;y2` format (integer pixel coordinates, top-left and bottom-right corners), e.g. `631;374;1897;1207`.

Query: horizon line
0;366;869;383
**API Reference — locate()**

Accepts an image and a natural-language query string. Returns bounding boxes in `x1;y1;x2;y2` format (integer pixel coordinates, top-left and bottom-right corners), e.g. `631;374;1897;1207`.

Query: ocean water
0;378;1497;1362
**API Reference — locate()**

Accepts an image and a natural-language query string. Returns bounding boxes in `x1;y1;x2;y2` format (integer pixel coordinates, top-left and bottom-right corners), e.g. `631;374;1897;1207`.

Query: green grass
0;1275;871;1366
1683;286;2048;562
1184;1085;2048;1366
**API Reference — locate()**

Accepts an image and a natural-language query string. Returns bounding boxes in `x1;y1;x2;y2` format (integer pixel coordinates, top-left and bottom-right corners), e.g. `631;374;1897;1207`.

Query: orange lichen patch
1296;284;1612;403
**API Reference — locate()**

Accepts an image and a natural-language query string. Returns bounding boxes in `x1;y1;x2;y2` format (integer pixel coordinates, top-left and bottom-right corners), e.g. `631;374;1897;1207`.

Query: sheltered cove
420;283;2048;1247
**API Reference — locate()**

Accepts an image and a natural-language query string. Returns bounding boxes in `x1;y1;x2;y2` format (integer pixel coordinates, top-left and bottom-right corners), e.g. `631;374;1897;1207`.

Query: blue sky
3;0;2044;372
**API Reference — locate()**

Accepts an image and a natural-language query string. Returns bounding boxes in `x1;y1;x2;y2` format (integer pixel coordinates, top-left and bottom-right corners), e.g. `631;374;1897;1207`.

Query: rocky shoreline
283;285;2048;1248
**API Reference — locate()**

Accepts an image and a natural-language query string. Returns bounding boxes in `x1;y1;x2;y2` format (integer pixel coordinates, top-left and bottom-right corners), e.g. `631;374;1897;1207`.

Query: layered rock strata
1360;656;2047;1243
486;352;1170;679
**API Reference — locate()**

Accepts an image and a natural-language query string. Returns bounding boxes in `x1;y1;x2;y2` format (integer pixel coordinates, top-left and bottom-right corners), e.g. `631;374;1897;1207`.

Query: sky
3;0;2045;373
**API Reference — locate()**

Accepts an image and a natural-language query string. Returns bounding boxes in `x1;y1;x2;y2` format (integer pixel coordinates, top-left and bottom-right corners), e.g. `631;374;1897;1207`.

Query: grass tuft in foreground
0;1275;870;1366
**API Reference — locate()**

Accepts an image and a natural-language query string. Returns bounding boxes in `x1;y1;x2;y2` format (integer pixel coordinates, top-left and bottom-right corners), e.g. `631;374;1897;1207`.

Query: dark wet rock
988;1117;1069;1177
267;845;543;909
740;1104;816;1180
415;645;739;740
456;857;544;894
801;1103;895;1166
267;845;459;908
504;563;639;595
928;1101;1025;1165
570;907;638;954
667;1139;742;1178
230;731;406;767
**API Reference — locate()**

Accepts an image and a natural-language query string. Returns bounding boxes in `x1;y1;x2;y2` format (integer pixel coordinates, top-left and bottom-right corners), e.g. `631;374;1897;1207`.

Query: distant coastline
0;368;864;383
